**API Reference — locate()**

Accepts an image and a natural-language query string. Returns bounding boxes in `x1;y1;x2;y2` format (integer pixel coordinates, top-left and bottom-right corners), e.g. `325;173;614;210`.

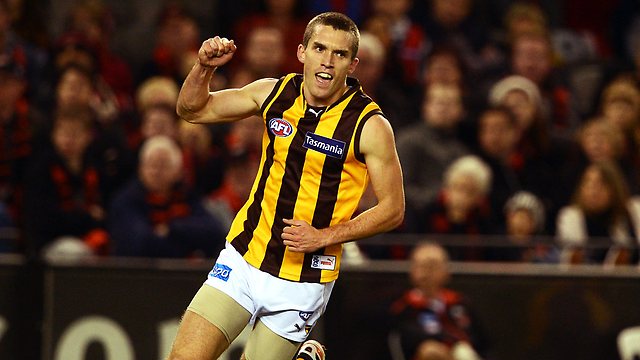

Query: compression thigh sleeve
187;284;251;343
243;320;300;360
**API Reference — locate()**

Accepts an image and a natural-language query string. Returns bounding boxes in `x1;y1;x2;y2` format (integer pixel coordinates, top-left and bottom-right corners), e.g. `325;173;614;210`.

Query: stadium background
1;0;640;359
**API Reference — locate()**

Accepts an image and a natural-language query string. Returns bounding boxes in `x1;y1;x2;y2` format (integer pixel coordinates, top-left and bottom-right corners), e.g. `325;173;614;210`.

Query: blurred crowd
2;0;640;266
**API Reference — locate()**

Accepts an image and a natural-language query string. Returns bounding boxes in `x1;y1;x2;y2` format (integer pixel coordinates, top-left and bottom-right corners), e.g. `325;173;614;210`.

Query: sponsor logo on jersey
209;263;232;282
311;255;336;270
303;132;346;159
268;118;294;137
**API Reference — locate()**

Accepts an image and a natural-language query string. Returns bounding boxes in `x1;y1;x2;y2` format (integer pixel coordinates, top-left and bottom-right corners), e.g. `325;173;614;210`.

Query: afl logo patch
268;118;293;137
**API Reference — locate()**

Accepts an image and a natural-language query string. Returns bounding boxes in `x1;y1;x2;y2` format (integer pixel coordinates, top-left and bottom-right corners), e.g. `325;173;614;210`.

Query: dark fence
1;252;640;359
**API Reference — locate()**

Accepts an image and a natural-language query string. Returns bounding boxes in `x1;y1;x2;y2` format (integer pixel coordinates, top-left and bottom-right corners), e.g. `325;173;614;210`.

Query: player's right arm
177;36;277;124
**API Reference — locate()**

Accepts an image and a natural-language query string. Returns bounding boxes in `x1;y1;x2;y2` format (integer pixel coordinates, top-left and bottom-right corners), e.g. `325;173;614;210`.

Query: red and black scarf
145;186;191;226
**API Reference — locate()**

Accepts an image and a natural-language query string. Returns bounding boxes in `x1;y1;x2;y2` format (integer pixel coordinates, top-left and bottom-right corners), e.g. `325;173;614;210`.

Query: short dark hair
302;12;360;59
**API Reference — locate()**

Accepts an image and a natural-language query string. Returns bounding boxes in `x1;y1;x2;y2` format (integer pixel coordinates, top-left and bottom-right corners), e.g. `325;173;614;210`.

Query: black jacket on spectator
108;178;225;258
22;148;107;255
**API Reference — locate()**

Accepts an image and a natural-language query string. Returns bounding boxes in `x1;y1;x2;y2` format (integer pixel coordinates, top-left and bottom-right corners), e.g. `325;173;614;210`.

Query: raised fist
198;36;237;68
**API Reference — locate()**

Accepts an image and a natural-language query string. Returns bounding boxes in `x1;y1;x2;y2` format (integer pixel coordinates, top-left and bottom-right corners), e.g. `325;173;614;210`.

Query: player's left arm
282;114;405;252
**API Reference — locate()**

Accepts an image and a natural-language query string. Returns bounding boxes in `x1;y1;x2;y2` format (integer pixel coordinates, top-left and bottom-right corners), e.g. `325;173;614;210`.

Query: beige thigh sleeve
187;285;251;343
243;320;300;360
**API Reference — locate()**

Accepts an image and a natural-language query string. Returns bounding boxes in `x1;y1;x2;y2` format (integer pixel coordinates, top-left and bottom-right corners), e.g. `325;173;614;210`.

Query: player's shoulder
362;113;394;137
244;77;279;92
359;112;396;155
242;77;280;107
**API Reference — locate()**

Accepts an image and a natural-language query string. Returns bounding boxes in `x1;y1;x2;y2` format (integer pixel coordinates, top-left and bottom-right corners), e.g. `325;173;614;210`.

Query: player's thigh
167;310;229;360
169;285;251;360
188;284;252;343
243;320;300;360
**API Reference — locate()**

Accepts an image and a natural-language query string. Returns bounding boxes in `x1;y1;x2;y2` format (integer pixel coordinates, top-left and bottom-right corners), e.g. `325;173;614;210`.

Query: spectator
352;31;386;96
389;241;487;360
54;62;119;126
135;76;226;198
420;45;478;140
598;76;640;189
139;3;200;85
556;160;640;265
560;117;637;203
23;105;109;258
130;75;180;148
411;0;502;79
421;45;466;90
508;31;577;135
0;56;46;248
501;2;548;46
497;1;598;71
411;155;493;260
488;74;567;231
206;150;259;230
363;0;429;89
57;0;134;112
140;102;179;143
53;63;134;202
179;120;225;196
560;0;619;59
232;0;308;75
135;75;180;112
223;115;264;161
352;31;412;130
139;95;226;197
0;0;49;109
397;83;468;221
229;25;285;88
473;105;523;229
489;75;544;141
486;191;558;263
108;135;225;258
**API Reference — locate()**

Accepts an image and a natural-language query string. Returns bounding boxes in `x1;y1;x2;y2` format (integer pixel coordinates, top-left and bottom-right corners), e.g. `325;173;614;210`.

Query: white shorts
203;242;335;342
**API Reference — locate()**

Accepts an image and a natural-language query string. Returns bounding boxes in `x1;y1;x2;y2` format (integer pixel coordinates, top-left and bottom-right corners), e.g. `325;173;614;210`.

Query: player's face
297;25;359;107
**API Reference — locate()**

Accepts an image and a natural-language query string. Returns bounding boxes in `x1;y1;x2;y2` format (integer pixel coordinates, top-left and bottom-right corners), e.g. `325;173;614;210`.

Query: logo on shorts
209;263;232;282
299;311;314;321
268;118;294;137
311;255;336;271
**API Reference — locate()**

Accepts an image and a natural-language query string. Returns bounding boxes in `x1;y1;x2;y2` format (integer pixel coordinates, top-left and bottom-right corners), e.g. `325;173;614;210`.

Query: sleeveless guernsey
227;73;383;283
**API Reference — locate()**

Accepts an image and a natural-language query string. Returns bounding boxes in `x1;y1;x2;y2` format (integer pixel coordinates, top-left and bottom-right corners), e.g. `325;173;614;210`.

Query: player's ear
297;44;305;64
348;57;359;74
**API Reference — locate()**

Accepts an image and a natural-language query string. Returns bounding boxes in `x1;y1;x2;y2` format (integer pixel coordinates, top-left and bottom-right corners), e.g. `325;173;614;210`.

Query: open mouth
315;72;333;85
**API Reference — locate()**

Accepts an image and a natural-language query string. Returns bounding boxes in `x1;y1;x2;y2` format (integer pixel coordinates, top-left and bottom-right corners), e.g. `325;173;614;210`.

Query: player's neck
304;85;351;108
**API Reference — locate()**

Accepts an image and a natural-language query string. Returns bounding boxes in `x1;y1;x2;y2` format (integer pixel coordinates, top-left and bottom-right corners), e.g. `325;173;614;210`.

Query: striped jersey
226;73;383;283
